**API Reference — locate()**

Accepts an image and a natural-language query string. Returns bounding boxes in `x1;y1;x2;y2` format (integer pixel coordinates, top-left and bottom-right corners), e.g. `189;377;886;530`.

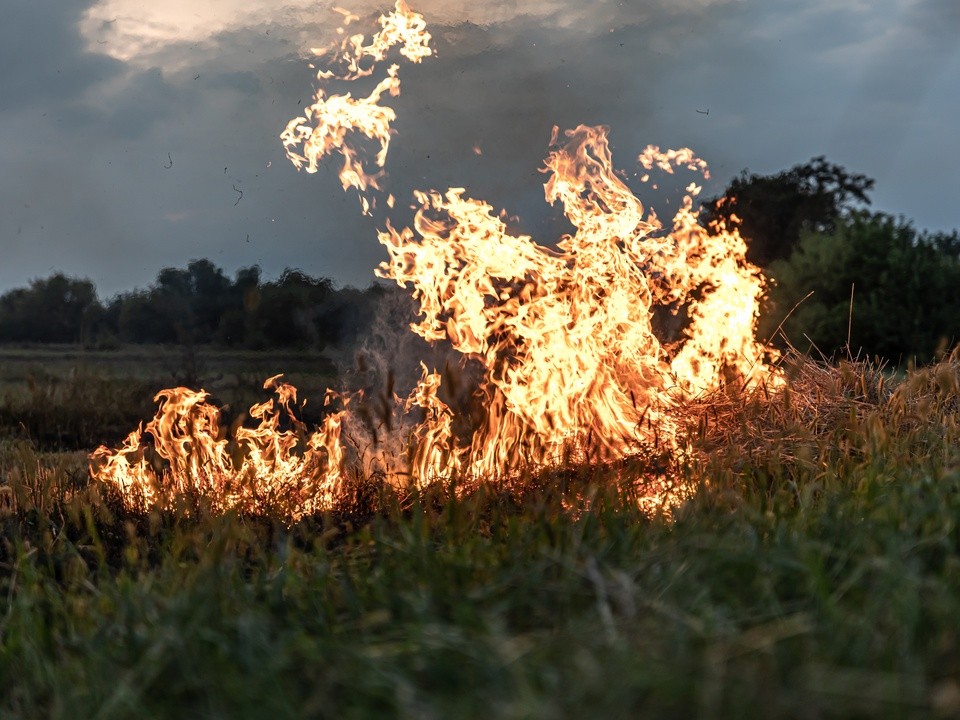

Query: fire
91;2;779;518
280;0;432;214
90;376;345;517
377;125;772;479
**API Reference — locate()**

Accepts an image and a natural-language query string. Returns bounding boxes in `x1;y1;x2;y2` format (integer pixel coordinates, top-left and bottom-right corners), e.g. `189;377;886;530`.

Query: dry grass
670;349;960;499
2;350;960;718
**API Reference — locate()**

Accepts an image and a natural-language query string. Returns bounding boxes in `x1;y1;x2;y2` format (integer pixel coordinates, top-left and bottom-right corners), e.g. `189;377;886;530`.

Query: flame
90;376;345;518
377;125;774;479
280;1;432;214
91;3;780;518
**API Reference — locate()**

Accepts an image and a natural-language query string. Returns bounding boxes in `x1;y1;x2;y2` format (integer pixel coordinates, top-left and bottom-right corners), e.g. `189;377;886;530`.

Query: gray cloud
2;0;959;298
911;0;960;38
0;0;120;106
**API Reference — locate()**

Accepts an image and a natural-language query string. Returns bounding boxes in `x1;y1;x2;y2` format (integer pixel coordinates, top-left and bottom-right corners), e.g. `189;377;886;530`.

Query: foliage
248;269;334;348
702;157;960;362
0;261;390;351
702;156;874;267
0;274;99;344
761;212;960;363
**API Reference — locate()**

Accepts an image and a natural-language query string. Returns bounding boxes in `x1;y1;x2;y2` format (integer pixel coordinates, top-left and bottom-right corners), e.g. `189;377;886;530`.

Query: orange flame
91;3;780;518
280;0;432;214
378;125;774;479
90;376;345;518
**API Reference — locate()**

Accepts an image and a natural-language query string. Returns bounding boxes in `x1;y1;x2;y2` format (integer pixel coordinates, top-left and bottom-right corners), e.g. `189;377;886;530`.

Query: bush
761;212;960;363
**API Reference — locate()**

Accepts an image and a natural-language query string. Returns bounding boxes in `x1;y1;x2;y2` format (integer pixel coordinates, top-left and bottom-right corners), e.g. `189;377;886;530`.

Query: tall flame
377;125;772;479
280;1;432;214
91;2;779;518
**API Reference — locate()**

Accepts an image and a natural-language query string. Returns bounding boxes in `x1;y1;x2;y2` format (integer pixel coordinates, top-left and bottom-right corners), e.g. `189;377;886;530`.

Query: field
2;345;960;718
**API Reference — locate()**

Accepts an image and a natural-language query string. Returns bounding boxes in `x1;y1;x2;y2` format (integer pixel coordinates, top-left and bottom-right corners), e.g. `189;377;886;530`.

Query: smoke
334;285;485;479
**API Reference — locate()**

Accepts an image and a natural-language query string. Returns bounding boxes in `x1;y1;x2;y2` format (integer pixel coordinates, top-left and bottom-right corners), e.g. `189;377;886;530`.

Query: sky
2;0;958;297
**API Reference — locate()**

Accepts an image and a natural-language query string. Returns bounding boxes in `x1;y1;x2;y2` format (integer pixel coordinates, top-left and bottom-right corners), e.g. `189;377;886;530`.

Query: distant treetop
702;157;875;267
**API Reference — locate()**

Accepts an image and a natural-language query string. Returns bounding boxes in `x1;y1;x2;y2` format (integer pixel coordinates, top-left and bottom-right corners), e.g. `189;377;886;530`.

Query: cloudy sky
2;0;958;297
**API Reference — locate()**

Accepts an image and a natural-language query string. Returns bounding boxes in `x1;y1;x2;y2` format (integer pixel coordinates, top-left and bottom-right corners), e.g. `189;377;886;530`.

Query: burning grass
248;1;785;510
81;342;954;524
2;354;960;717
6;3;960;713
0;345;337;451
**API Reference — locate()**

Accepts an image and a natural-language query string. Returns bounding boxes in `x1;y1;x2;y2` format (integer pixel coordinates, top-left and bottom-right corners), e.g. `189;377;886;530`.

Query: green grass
2;350;960;718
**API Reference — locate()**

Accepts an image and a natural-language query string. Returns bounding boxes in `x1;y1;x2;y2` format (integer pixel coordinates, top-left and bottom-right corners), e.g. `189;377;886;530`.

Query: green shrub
761;212;960;363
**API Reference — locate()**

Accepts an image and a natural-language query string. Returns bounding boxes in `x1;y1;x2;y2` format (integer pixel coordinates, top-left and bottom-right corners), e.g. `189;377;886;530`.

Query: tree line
702;157;960;364
0;261;388;350
2;158;958;364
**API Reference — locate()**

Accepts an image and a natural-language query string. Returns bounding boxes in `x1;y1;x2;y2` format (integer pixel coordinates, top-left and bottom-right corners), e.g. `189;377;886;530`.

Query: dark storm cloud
0;0;120;107
912;0;960;37
0;6;329;297
822;0;960;227
69;67;182;139
381;7;746;241
2;0;959;297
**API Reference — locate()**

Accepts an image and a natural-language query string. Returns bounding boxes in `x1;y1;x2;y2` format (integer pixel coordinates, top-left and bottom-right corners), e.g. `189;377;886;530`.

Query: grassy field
0;345;337;449
2;345;960;718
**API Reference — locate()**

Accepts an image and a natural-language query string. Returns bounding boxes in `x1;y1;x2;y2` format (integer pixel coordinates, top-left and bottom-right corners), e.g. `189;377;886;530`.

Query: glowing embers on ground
90;376;345;518
90;1;780;518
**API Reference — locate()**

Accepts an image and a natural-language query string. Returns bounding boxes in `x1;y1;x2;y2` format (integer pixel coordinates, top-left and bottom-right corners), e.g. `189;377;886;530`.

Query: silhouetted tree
215;266;261;346
148;259;235;342
0;274;101;343
0;260;390;351
113;290;177;344
250;270;335;348
702;157;875;267
316;283;388;348
185;259;233;339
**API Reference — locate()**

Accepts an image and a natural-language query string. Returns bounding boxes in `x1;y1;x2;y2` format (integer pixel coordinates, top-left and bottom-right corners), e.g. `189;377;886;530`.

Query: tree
250;270;334;348
185;259;233;339
702;157;875;267
0;274;101;343
114;291;177;344
110;260;250;345
761;212;960;363
150;259;235;342
0;260;382;350
315;283;388;348
214;266;261;346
